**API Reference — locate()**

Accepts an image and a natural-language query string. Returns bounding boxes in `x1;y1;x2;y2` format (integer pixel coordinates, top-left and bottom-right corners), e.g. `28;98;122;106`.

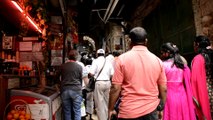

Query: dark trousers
82;89;87;107
118;109;158;120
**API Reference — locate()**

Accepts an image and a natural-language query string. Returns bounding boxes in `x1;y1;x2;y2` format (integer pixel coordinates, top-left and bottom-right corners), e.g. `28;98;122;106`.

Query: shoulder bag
85;59;106;92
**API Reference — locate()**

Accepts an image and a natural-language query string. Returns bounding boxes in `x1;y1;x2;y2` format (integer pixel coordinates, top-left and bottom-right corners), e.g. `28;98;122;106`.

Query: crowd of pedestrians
57;26;213;120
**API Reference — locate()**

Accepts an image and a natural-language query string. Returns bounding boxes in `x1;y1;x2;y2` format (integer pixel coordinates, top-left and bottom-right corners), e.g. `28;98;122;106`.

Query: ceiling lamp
11;1;23;13
11;1;42;33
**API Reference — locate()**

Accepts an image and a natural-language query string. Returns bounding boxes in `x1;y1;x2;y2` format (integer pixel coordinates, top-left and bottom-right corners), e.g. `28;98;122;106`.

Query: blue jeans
61;89;82;120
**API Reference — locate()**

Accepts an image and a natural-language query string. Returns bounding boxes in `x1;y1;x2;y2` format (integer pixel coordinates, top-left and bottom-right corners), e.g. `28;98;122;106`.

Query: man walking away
108;27;167;120
89;49;114;120
59;50;83;120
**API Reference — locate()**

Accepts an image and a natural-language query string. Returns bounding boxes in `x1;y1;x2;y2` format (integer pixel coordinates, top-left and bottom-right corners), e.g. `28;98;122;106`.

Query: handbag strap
95;59;106;81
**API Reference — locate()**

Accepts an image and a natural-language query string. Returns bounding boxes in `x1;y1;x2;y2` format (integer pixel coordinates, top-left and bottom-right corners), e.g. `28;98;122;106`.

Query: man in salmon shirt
108;27;167;120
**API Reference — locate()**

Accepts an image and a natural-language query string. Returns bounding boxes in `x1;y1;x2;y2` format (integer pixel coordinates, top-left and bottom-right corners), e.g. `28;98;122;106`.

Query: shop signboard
23;37;38;41
19;42;32;51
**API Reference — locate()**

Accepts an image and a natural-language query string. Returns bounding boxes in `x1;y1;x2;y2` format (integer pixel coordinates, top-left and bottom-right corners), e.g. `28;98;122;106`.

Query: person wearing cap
108;27;167;120
89;48;114;120
191;35;213;120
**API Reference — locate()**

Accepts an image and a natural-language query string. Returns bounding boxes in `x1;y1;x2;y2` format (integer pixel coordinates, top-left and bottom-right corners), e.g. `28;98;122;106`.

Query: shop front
0;35;63;120
0;0;66;119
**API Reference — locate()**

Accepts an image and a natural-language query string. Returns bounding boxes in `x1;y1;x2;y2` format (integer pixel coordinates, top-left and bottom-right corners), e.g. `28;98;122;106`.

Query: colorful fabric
112;46;167;118
191;54;212;120
163;59;196;120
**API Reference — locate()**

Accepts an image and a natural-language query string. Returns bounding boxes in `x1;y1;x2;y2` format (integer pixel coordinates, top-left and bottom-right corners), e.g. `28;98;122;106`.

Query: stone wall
106;24;127;53
192;0;213;46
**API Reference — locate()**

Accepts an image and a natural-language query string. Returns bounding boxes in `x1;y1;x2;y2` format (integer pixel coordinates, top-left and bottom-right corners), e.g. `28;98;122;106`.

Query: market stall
0;36;62;120
0;0;80;119
0;1;64;118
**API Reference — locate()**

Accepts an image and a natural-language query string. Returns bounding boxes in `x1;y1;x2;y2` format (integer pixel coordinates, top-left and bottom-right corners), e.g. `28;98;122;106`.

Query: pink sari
191;54;212;120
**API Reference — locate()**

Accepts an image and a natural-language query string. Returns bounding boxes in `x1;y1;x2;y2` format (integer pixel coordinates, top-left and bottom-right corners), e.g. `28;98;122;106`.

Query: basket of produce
4;99;31;120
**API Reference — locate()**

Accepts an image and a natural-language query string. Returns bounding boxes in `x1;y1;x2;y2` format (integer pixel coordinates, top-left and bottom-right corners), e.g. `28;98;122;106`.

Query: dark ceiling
0;0;160;37
68;0;161;36
77;0;148;34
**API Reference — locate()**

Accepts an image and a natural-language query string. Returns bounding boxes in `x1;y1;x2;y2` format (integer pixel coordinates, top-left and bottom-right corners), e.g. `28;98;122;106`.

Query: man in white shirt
106;52;115;66
89;49;114;120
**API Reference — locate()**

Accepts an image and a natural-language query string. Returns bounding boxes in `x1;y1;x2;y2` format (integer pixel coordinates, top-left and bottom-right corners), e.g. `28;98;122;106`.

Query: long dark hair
161;42;184;69
195;35;213;78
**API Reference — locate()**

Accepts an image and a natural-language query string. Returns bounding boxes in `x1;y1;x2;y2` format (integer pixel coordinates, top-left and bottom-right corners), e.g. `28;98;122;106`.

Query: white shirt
76;61;88;78
76;61;87;88
106;54;115;65
85;65;92;73
90;56;114;80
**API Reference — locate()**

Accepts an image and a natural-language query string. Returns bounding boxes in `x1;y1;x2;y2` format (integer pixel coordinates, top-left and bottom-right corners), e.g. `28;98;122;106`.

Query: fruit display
6;109;31;120
4;99;31;120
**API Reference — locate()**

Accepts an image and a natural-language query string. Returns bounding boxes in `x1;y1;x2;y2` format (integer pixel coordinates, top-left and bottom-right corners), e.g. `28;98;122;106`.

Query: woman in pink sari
160;42;196;120
191;35;213;120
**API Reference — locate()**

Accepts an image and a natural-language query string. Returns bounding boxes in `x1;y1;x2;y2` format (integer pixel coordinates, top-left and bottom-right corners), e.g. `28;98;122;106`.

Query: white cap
97;49;105;54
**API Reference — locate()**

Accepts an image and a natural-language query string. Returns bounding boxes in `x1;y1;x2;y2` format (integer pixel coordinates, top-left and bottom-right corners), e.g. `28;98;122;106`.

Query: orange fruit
13;113;19;119
6;113;13;120
10;110;16;114
20;110;26;115
25;113;31;119
19;115;25;119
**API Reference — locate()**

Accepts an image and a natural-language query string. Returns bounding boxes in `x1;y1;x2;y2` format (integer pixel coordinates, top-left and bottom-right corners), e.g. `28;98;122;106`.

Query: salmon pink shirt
112;46;166;118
